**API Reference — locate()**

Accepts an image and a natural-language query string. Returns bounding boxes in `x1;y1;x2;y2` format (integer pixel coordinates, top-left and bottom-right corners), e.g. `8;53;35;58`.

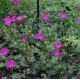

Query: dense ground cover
0;0;80;79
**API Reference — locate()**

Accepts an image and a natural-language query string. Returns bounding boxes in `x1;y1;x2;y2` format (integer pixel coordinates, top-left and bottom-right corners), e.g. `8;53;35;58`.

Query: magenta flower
58;11;68;18
21;35;28;41
3;16;25;25
3;16;11;25
34;33;45;40
76;4;80;9
16;16;25;21
51;50;61;56
0;48;10;55
75;17;80;22
13;0;20;5
6;59;16;69
54;41;62;48
40;13;49;21
10;16;16;22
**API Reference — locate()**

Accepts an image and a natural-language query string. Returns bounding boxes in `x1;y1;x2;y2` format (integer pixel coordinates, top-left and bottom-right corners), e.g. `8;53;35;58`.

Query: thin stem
37;0;39;23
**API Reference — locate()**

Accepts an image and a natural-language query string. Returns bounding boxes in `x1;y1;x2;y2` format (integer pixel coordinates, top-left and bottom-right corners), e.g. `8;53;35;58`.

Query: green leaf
51;56;59;63
0;63;5;67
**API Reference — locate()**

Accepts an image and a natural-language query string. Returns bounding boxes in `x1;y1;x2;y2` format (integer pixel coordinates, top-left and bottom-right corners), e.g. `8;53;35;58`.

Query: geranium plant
0;0;80;79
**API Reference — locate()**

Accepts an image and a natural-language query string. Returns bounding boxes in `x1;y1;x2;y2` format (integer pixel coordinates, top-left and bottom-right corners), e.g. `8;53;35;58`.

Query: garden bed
0;0;80;79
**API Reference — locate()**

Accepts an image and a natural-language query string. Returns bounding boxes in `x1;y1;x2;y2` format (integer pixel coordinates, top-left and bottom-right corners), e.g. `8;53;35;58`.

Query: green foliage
0;0;80;79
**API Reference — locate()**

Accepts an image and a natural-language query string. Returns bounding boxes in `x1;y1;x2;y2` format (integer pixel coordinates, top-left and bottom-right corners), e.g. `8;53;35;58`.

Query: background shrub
0;0;80;79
